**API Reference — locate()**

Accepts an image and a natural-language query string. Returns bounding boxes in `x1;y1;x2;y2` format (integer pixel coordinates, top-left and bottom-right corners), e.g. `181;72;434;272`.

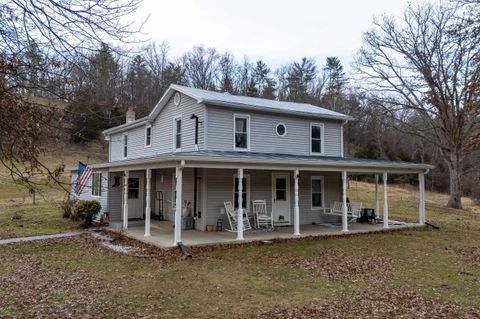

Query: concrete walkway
0;231;83;245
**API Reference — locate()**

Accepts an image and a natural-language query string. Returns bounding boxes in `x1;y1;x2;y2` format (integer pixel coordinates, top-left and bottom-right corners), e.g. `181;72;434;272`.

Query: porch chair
252;200;273;229
223;201;252;232
348;202;363;220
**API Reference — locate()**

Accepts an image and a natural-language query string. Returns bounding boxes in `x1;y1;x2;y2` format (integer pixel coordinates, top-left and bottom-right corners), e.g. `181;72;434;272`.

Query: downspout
190;114;202;229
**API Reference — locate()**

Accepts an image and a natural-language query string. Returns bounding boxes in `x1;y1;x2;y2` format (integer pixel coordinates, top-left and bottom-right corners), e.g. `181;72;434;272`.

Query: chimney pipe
126;107;135;124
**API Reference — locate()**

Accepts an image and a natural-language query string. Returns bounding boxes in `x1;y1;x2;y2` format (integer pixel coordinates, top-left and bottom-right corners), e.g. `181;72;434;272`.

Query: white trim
173;115;182;152
293;169;300;235
204;108;209;150
123;133;128;159
173;92;181;106
144;124;152;148
310;176;325;210
275;122;287;137
91;172;102;197
233;173;251;211
233;114;251;151
310;122;325;156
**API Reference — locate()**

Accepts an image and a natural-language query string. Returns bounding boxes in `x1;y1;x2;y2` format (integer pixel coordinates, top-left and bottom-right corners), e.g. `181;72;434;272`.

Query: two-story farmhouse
71;84;433;247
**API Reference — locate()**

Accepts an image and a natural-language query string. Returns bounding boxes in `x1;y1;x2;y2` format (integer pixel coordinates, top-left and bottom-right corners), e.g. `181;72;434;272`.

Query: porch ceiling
91;150;434;174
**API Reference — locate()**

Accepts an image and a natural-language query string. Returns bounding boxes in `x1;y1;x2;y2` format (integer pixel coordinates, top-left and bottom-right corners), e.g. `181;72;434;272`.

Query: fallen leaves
257;248;393;282
254;287;480;319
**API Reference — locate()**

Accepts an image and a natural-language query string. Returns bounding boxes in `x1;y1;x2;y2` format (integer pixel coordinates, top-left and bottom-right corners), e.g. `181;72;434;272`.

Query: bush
61;199;75;218
72;200;101;227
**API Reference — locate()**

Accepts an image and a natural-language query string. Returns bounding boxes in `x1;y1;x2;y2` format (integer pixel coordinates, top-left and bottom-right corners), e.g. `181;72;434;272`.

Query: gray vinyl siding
206;106;343;157
108;172;123;221
152;167;203;230
204;169;342;230
109;93;206;162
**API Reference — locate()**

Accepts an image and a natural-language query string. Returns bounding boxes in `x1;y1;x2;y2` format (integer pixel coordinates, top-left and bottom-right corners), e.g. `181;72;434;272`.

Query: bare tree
0;0;144;193
354;3;480;208
182;46;219;90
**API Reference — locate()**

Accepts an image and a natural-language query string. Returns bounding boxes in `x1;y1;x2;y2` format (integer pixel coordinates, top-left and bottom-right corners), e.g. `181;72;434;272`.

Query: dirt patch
253;287;480;319
257;248;393;282
83;231;186;265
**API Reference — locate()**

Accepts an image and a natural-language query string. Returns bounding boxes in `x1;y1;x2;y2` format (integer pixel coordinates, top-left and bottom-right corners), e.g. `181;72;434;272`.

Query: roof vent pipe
126;107;135;124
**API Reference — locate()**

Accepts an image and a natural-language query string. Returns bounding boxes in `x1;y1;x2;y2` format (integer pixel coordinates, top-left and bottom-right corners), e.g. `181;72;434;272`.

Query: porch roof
90;150;434;174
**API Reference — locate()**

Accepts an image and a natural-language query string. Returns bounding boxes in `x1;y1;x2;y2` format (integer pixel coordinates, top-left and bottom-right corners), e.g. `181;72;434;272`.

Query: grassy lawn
0;181;479;318
0;204;79;239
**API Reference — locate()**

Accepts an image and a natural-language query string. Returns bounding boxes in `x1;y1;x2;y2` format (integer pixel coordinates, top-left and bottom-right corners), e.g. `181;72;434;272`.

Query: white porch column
342;171;348;232
144;168;151;237
174;165;183;245
383;172;389;229
293;169;300;236
419;172;426;225
237;168;244;240
375;174;380;220
122;170;129;230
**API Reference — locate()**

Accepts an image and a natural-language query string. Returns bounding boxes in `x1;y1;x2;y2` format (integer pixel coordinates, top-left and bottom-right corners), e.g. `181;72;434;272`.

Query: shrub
72;200;101;227
61;199;75;218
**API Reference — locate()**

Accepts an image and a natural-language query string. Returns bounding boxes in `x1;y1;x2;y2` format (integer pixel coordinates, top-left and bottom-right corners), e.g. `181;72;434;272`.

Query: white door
126;173;144;219
272;173;291;225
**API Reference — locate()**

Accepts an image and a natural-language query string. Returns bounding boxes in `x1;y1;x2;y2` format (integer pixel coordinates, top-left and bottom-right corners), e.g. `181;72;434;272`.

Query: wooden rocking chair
224;201;252;232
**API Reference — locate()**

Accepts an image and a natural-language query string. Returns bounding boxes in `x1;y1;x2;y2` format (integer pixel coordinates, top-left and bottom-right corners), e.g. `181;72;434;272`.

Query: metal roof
168;85;354;121
90;150;434;172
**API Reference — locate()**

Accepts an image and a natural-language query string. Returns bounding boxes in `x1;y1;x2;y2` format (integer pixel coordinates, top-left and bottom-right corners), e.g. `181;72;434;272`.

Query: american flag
75;162;93;195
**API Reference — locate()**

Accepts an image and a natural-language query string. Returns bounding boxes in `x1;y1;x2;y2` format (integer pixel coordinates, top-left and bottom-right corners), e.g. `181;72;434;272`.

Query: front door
272;173;291;225
126;172;144;219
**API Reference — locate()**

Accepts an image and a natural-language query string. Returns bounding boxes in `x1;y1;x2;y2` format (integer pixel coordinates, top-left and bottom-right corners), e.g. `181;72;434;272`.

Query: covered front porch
93;151;433;247
112;219;422;248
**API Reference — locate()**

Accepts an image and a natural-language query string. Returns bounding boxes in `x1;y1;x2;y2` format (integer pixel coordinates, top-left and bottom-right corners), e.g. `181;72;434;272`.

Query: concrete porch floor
110;220;422;248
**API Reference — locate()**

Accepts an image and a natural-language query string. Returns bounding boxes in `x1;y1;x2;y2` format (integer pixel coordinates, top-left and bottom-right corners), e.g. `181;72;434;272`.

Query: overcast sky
134;0;424;71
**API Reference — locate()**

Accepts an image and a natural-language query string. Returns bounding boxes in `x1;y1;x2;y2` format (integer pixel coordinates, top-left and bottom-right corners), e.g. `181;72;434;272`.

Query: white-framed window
92;173;102;197
145;124;151;147
310;123;324;155
234;114;250;151
123;134;128;158
173;116;182;151
233;174;250;210
311;176;325;210
276;123;287;137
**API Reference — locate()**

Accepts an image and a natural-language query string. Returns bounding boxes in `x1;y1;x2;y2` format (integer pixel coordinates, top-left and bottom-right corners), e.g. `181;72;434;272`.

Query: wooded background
0;0;478;208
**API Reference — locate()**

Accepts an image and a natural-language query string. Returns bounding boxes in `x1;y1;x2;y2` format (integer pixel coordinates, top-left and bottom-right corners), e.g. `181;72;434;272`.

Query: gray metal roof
90;150;434;172
169;85;354;121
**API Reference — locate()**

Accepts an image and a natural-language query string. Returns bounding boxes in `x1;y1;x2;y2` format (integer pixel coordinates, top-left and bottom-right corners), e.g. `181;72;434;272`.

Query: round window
276;123;287;136
173;92;181;106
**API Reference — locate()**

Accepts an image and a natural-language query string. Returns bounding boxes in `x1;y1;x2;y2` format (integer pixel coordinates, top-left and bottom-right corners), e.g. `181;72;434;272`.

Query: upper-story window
123;134;128;158
234;114;250;151
311;123;324;155
145;125;151;147
174;116;182;151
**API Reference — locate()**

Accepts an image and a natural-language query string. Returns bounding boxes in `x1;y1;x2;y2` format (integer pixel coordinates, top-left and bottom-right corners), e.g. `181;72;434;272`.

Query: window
145;125;151;147
311;123;324;154
276;123;287;137
128;178;139;199
92;173;102;196
174;116;181;151
123;134;128;158
275;177;287;200
234;114;250;150
233;174;250;209
311;176;324;209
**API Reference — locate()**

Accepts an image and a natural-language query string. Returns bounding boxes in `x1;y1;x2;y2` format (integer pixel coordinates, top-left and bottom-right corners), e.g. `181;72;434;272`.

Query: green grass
0;204;79;239
0;181;478;317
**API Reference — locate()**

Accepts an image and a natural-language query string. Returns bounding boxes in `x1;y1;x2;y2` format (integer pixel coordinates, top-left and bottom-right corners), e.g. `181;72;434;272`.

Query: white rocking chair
252;200;273;229
224;201;252;232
